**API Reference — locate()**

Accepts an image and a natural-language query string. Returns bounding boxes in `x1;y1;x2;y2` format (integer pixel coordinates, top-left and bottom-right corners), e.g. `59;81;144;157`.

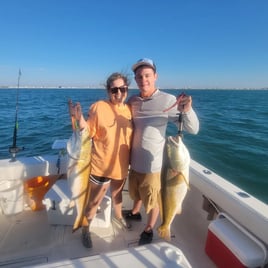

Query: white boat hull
0;148;267;267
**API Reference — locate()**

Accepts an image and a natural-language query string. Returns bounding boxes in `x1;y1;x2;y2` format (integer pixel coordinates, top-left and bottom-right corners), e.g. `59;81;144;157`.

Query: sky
1;0;268;89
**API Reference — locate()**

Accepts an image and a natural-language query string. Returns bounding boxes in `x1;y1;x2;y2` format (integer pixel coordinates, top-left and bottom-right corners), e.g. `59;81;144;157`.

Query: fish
67;100;91;233
157;134;190;241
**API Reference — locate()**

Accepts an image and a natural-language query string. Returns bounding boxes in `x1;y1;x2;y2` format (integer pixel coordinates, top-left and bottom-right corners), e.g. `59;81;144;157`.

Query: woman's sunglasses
110;86;128;94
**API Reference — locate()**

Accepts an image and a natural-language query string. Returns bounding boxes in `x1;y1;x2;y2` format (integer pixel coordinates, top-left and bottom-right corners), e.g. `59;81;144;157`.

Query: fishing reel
9;146;24;161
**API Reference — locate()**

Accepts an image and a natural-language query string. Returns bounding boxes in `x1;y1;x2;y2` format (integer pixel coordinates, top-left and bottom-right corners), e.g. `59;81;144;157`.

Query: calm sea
0;88;267;204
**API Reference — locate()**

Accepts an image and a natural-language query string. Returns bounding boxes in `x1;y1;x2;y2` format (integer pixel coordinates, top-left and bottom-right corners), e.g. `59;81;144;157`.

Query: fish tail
72;216;88;233
157;225;171;241
72;226;79;233
72;182;91;233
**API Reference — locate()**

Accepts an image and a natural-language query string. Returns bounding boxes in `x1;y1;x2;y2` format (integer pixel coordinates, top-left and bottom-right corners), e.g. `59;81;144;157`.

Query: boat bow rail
189;159;268;247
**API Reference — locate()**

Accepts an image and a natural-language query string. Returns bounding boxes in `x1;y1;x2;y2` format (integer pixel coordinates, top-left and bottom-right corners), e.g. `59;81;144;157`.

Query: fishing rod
178;112;184;138
162;92;186;137
9;69;24;160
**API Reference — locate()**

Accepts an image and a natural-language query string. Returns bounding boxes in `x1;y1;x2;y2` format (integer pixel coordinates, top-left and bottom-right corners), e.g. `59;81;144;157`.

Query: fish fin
181;173;190;190
166;171;185;186
167;171;190;190
157;225;171;241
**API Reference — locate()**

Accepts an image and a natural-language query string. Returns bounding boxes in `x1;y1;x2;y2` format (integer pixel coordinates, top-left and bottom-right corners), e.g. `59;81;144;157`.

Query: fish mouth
167;135;180;146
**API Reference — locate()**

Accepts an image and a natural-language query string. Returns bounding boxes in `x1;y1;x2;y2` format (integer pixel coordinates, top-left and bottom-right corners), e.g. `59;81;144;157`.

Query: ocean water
0;88;267;204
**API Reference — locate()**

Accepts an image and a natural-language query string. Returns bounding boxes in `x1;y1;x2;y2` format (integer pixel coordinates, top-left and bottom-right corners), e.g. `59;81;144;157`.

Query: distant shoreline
0;86;267;90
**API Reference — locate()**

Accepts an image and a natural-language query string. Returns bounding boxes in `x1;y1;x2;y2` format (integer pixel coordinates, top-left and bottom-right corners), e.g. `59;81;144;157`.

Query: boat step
0;255;48;268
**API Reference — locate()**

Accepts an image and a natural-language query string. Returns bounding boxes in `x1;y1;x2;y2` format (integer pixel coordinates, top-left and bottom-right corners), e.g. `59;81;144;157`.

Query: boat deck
0;183;216;268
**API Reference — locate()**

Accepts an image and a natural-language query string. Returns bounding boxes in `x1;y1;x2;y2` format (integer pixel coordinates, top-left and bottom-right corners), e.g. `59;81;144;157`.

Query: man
126;58;199;245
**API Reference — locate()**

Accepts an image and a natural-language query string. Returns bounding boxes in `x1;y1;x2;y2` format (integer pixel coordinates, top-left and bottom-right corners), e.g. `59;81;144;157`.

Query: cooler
205;213;267;268
43;179;111;228
0;179;24;215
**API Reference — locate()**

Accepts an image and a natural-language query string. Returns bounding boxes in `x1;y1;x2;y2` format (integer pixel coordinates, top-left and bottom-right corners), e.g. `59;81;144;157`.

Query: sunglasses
110;86;128;94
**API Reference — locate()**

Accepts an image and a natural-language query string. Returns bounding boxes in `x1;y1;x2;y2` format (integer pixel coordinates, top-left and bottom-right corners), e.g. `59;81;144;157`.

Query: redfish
158;135;190;240
67;105;91;233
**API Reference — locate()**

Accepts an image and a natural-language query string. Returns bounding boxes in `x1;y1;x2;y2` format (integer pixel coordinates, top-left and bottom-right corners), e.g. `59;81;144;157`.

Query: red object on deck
205;213;267;268
206;229;246;268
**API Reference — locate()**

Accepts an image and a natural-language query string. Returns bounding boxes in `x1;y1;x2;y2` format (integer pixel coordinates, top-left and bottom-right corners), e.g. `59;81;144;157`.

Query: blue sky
1;0;268;89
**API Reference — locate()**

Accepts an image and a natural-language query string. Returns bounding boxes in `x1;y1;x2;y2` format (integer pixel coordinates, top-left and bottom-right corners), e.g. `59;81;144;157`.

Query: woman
70;72;133;248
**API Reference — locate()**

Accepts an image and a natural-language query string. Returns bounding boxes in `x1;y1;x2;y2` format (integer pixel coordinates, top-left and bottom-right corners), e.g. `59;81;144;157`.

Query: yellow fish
158;135;190;241
67;101;91;233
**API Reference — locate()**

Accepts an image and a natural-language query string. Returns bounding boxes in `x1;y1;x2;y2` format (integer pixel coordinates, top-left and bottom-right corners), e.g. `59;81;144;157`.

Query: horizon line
0;85;268;90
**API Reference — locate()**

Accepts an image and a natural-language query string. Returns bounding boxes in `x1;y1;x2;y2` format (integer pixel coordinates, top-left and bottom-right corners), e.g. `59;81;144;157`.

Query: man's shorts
128;169;161;214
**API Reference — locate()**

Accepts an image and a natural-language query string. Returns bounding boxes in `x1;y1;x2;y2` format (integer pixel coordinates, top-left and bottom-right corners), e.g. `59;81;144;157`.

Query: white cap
132;58;156;72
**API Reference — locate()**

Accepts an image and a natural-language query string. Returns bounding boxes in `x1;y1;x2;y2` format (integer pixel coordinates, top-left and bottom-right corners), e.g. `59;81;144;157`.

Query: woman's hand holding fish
68;100;87;130
73;102;82;121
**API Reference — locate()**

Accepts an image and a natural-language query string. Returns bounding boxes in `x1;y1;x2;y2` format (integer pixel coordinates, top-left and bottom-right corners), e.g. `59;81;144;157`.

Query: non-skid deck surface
0;186;215;268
